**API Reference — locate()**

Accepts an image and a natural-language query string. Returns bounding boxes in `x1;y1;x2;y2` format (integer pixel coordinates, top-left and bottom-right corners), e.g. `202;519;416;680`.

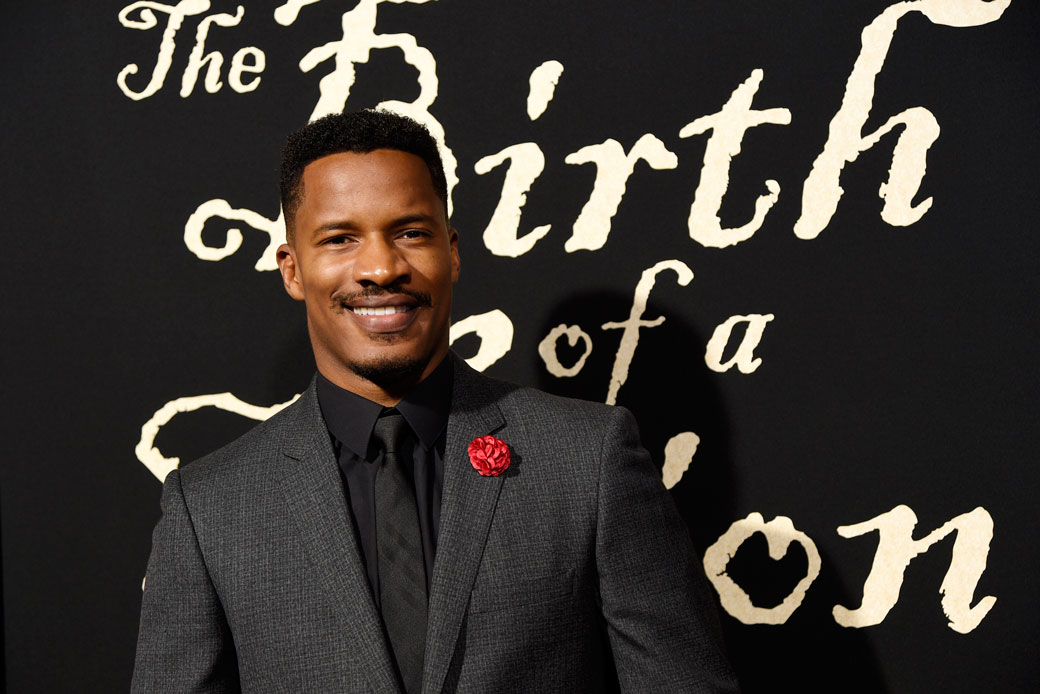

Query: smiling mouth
334;287;431;333
343;301;422;334
350;306;413;316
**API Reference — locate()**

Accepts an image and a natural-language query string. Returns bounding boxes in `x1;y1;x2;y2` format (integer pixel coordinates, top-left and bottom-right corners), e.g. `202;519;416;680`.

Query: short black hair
279;109;448;238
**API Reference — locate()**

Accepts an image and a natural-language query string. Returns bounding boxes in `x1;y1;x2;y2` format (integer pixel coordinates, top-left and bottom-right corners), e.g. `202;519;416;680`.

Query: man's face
276;149;459;398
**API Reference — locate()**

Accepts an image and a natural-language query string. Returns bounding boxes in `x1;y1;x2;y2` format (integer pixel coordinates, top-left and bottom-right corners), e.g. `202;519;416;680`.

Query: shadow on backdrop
531;290;888;693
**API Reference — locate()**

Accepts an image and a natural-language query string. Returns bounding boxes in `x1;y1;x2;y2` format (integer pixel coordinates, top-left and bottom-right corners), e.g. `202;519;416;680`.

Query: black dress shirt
315;358;452;606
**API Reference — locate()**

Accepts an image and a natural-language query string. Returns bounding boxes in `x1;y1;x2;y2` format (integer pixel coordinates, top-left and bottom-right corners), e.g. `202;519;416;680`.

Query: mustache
332;284;432;308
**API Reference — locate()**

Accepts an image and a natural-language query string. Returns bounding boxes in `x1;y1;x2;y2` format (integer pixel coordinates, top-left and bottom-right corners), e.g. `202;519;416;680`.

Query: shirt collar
315;356;453;458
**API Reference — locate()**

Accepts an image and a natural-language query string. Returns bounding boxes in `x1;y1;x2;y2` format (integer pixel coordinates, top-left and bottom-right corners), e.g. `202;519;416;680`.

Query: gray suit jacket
132;355;738;693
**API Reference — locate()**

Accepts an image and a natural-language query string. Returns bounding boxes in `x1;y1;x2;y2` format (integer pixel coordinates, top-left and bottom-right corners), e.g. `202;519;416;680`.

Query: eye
400;229;431;240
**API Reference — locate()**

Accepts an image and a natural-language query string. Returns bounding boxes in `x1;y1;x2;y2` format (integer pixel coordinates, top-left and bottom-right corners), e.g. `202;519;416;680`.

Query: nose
353;234;410;287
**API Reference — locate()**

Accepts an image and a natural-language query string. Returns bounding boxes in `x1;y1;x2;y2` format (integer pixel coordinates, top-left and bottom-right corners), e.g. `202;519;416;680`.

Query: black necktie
372;412;427;694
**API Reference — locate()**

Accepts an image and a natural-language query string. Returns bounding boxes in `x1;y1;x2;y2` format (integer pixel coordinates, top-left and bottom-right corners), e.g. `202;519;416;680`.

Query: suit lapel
275;382;402;694
423;356;507;694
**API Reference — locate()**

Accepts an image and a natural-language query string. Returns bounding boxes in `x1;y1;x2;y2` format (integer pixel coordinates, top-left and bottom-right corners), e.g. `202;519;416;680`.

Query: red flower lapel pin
468;435;510;477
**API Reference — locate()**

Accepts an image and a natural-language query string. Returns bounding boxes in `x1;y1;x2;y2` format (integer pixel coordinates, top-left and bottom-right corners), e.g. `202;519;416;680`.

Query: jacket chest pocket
467;567;576;614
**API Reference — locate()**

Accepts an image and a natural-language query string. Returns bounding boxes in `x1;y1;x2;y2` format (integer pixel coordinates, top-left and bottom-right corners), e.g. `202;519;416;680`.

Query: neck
316;350;449;407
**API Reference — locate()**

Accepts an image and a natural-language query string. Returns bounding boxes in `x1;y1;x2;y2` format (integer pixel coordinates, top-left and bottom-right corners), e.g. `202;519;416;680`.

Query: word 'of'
135;259;768;484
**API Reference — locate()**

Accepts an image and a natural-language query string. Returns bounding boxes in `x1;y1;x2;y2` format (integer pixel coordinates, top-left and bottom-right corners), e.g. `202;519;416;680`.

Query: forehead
297;149;440;220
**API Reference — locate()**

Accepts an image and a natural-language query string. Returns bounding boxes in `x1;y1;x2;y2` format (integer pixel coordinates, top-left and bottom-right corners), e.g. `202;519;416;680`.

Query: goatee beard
348;354;427;388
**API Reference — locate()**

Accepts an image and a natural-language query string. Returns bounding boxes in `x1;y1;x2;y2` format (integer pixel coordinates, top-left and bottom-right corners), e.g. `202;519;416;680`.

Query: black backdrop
3;0;1038;691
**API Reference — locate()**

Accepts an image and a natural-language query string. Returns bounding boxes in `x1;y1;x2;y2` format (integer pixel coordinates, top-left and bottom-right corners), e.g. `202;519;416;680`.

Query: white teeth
352;306;410;316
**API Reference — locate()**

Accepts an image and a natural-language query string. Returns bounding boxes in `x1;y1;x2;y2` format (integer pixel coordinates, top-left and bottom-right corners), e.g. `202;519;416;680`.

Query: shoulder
175;385;318;492
501;380;622;424
466;365;637;444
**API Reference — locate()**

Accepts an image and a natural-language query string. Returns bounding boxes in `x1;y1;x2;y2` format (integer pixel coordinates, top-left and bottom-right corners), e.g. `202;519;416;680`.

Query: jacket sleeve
595;406;740;693
131;469;240;693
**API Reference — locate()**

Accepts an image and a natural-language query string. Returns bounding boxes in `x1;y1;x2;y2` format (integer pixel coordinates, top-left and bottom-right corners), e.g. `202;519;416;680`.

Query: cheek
305;256;348;290
408;258;450;287
428;253;458;283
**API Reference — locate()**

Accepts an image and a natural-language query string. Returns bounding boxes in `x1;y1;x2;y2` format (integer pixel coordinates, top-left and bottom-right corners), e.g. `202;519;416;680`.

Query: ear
276;243;306;301
449;227;461;284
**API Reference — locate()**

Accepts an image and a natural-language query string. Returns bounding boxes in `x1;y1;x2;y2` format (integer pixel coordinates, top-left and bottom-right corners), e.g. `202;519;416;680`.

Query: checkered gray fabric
132;353;738;693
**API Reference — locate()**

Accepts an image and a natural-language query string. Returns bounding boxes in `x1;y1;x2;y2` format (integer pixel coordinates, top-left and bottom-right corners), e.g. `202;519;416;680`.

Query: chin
348;353;429;388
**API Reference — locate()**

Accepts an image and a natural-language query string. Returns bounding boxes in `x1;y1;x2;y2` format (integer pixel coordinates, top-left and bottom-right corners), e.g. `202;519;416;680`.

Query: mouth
343;300;421;334
334;287;432;334
350;305;413;317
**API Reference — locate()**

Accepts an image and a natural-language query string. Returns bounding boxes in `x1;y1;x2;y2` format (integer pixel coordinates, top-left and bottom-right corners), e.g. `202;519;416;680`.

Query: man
132;109;738;693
